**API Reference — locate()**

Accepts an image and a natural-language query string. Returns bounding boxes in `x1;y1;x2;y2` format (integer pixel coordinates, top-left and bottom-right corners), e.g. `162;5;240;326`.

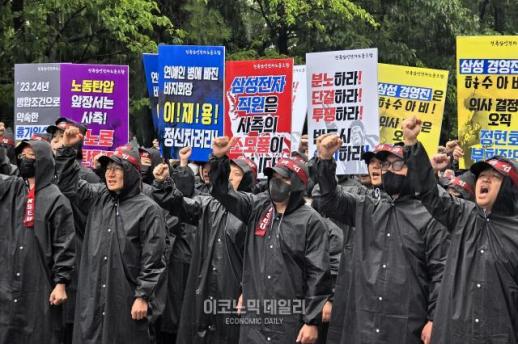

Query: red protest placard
225;59;293;177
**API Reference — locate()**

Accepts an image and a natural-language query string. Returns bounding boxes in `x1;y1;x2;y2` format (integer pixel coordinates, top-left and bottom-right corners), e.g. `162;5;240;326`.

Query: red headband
237;157;258;176
113;150;141;170
275;158;308;185
374;144;404;159
30;134;48;142
0;136;14;146
451;177;475;196
486;159;518;186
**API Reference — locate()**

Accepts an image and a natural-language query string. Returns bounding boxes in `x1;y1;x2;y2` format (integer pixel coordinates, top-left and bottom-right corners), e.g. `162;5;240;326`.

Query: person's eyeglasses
106;164;124;173
17;153;35;160
479;170;503;181
381;159;405;172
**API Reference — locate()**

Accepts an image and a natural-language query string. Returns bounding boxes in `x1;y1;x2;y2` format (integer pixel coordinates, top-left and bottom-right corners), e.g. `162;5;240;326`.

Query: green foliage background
0;0;516;145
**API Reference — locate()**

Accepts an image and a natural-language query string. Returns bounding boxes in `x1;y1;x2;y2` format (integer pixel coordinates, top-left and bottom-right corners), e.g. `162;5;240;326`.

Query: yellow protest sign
378;64;448;156
457;36;518;168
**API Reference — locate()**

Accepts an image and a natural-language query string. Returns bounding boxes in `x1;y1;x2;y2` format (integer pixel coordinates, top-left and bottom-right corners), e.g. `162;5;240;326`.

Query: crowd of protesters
0;115;517;344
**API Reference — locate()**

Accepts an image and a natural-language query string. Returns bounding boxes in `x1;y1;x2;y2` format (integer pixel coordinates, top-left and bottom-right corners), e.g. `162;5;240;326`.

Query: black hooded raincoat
0;140;75;344
209;155;331;344
317;158;449;344
407;142;518;344
55;147;166;344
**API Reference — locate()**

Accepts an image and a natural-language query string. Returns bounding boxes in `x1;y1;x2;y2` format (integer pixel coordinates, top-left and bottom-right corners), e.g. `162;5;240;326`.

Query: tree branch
45;5;88;56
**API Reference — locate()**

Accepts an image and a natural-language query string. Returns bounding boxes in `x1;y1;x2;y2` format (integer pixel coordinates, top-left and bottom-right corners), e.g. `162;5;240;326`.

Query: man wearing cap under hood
48;118;100;343
403;115;518;343
316;133;449;344
47;117;100;183
139;147;163;186
204;136;331;344
0;139;75;344
151;147;251;344
0;133;18;175
55;127;167;344
311;139;389;344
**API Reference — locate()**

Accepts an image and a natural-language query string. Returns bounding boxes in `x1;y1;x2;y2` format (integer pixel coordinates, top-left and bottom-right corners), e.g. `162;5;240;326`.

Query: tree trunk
276;2;289;54
492;0;505;33
277;27;289;55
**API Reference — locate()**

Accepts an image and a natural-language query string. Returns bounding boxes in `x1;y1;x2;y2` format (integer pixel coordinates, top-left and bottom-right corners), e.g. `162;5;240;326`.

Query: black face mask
140;165;153;184
269;178;291;203
382;171;406;196
19;158;36;179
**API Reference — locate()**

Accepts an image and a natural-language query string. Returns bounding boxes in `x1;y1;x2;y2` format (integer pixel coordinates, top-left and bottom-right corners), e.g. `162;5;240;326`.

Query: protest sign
378;63;448;156
307;48;379;175
158;45;225;161
60;64;129;167
14;64;61;140
225;58;293;176
457;36;518;167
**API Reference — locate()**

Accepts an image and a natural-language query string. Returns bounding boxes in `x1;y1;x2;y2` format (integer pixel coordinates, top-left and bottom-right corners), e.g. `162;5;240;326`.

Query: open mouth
372;172;381;178
479;186;489;195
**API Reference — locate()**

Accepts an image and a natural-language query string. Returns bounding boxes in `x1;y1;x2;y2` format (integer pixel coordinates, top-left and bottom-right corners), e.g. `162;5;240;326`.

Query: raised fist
153;163;170;182
62;127;83;147
298;134;309;155
212;136;237;158
430;153;450;172
452;146;464;161
445;140;459;154
317;133;342;160
401;116;422;146
179;146;192;166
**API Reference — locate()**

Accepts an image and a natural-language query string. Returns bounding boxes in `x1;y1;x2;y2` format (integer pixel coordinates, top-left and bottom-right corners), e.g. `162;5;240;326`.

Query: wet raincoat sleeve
209;155;254;223
316;158;358;227
152;177;201;225
0;174;23;202
423;219;448;320
406;142;468;231
134;206;167;300
55;147;103;219
50;195;76;285
171;165;195;198
304;216;332;325
0;147;12;175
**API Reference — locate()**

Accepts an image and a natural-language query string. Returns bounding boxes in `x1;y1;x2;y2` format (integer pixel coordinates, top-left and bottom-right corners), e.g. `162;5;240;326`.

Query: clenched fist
153;163;170;182
62;126;83;148
179;147;192;167
212;136;237;158
317;134;342;160
401;116;422;146
430;153;450;172
131;298;148;321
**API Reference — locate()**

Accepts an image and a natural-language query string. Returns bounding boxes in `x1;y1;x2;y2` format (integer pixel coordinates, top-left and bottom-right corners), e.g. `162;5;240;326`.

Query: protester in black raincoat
206;137;331;344
316;133;449;344
55;127;167;344
0;134;18;175
48;118;101;343
152;149;254;344
402;116;518;344
137;146;183;344
312;145;386;344
140;147;163;185
0;140;75;344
